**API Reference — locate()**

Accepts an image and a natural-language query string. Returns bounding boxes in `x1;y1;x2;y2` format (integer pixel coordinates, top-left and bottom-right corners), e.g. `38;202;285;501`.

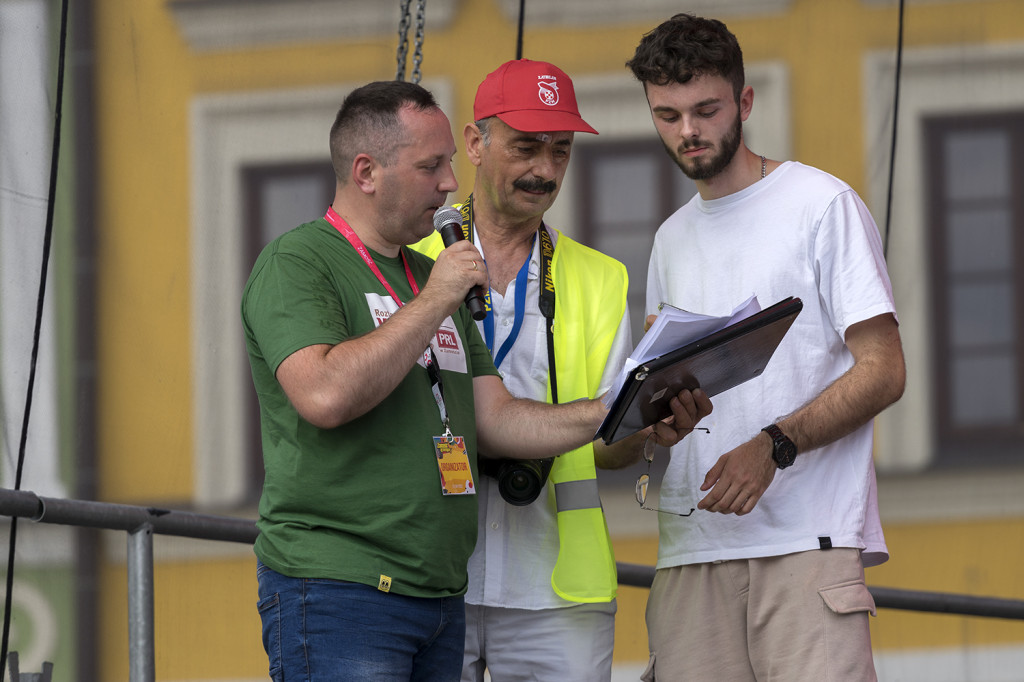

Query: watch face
763;424;796;469
774;441;797;467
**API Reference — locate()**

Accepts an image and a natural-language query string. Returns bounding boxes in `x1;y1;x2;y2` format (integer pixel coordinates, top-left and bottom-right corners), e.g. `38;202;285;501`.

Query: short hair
329;80;439;182
474;117;493;146
626;13;745;103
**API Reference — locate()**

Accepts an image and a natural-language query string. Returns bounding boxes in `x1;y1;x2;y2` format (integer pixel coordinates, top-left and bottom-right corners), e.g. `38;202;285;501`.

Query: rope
0;0;70;676
882;0;905;259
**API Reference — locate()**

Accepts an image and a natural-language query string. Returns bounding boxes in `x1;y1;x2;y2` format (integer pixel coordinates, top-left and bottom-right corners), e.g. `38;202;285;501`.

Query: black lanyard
461;196;558;404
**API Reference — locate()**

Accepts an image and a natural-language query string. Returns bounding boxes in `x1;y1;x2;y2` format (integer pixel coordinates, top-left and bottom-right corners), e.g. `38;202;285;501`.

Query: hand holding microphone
433;206;487;320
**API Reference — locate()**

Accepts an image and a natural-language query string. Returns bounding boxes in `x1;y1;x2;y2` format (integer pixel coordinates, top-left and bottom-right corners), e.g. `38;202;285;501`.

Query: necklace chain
761;155;767;179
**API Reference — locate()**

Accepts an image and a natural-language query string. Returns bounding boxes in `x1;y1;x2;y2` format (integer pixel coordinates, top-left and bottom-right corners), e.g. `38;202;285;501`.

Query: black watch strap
762;423;797;469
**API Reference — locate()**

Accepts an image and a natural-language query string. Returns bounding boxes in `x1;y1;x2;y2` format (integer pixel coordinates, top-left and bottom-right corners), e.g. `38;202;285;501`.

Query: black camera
479;457;555;506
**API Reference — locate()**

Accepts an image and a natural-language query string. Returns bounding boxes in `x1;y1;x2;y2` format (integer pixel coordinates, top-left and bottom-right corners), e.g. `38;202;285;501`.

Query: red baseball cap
473;59;598;135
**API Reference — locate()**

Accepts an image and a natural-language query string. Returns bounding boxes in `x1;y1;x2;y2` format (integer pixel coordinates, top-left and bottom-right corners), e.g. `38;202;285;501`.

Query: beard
665;113;743;181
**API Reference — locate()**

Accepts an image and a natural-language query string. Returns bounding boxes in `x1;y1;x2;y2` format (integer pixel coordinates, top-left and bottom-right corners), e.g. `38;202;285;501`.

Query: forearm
777;365;899;454
475;383;607;460
595;387;714;469
594;431;647;469
326;300;447;418
278;288;456;428
696;316;903;516
774;316;905;455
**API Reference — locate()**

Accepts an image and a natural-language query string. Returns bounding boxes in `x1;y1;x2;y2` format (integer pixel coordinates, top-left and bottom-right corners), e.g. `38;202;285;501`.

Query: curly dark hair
626;13;745;103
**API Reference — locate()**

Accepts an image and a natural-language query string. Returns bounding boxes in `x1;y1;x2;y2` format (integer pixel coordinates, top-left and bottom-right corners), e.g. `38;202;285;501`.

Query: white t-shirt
465;228;632;610
646;161;896;569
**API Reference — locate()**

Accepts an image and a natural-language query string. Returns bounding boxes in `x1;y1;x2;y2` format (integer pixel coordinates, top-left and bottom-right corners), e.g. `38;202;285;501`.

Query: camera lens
497;463;542;506
479;456;555;506
508;470;532;492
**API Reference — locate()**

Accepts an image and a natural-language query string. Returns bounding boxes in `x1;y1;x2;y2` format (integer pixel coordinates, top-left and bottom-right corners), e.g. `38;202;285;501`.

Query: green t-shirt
241;218;498;598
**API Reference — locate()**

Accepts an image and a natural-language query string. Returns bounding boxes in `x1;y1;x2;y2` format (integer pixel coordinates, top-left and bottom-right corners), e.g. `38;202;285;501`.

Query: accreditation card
433;435;476;496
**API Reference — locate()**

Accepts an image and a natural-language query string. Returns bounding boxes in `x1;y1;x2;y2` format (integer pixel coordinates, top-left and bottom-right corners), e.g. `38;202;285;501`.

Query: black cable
0;0;70;678
883;0;906;259
515;0;525;60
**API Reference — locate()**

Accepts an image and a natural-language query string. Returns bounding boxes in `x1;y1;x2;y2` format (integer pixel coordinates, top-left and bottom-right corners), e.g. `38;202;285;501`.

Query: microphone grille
432;206;462;232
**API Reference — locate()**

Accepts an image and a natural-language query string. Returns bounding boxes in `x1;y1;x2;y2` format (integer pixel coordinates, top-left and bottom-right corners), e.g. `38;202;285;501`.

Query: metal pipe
4;490;1024;626
868;586;1024;620
617;562;1024;621
0;489;257;543
128;524;155;682
0;490;43;521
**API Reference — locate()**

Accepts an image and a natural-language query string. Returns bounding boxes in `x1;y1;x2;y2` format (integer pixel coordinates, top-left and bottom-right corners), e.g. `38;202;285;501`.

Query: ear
464;123;484;167
739;85;754;122
351;153;377;194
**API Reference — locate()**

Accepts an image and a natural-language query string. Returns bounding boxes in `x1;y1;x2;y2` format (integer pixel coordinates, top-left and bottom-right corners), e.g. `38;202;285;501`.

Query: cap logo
537;76;559;107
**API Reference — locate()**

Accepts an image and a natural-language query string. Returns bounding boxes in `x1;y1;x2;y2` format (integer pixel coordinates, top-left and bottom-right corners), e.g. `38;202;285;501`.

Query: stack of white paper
603;295;761;408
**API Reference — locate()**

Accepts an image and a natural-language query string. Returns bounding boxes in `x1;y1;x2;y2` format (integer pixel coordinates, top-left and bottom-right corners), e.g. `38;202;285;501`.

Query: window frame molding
169;0;459;53
494;0;792;26
864;41;1024;472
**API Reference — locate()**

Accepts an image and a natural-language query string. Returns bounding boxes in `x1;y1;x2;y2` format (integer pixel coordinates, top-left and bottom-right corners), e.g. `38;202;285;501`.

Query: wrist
761;423;797;469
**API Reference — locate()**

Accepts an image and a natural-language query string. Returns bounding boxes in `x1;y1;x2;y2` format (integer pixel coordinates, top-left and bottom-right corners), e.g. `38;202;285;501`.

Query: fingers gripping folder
597;297;803;444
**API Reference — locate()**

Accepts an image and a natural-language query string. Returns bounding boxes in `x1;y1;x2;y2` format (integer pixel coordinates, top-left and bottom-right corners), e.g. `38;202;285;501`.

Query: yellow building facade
10;0;1023;679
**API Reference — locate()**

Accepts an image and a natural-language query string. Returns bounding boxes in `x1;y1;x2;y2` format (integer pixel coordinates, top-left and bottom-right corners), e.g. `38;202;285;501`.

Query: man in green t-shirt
242;80;711;682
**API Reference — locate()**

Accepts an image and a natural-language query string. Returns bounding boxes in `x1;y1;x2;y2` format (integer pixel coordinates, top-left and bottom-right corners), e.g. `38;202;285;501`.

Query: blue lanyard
458;196;556;397
483;234;535;369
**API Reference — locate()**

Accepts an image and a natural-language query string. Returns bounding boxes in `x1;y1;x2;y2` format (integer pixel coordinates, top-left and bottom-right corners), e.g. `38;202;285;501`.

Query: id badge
433;435;476;496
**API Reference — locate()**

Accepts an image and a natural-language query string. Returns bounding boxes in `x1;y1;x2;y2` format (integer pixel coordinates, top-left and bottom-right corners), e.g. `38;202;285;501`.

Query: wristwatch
762;424;797;469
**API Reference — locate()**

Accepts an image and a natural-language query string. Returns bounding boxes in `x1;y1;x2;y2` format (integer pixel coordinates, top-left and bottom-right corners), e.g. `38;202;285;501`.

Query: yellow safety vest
414;218;627;603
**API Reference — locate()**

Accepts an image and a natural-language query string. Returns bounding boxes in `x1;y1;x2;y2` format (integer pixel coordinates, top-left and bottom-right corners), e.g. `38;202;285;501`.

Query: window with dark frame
574;138;698;341
240;161;337;502
925;112;1024;467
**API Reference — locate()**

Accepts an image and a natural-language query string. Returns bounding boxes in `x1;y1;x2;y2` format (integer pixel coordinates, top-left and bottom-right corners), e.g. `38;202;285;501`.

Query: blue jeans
256;561;465;681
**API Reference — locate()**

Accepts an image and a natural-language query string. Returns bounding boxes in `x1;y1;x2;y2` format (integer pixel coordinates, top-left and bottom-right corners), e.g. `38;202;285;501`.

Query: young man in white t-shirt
625;13;906;682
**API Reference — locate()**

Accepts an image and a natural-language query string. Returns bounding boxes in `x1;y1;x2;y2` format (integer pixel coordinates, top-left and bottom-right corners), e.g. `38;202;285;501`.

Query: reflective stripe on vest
546;235;628;603
554;478;601;513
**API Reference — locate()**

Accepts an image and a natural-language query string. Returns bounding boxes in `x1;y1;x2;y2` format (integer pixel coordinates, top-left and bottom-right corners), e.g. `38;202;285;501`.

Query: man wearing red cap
416;59;707;682
245;78;710;682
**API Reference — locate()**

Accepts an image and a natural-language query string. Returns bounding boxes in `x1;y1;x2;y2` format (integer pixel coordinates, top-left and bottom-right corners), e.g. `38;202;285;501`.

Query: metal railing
0;489;256;681
3;488;1024;680
616;563;1024;620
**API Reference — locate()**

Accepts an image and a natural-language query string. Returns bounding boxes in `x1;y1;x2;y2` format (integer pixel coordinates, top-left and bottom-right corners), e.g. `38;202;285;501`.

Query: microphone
433;206;487;320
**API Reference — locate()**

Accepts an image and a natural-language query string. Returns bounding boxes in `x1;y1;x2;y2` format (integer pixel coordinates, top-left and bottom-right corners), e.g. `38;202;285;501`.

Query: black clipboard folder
597;297;803;444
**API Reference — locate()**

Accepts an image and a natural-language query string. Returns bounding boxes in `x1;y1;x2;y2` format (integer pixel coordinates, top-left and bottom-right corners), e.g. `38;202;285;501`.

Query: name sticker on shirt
433;435;476;496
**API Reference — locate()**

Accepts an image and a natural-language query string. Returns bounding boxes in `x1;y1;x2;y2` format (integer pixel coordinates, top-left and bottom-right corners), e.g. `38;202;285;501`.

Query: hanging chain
396;0;426;83
410;0;426;84
396;0;412;81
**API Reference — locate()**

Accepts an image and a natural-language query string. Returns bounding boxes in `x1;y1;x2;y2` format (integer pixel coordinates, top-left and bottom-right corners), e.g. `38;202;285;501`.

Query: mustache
680;139;713;152
513;177;557;194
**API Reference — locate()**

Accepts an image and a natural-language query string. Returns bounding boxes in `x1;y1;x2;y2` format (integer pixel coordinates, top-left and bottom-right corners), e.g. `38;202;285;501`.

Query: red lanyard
324;208;453;436
324;207;420;304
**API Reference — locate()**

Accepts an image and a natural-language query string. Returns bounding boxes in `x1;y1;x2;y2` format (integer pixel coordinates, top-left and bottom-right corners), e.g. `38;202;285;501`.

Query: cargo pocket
640;653;656;682
819;579;877;617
